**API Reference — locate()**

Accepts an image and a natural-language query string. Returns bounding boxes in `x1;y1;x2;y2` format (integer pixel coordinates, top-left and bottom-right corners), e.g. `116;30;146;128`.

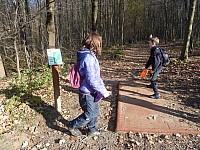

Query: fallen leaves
0;45;199;150
0;105;14;134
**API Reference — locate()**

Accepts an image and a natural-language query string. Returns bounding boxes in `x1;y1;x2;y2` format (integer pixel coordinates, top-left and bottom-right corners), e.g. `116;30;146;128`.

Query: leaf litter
0;44;199;150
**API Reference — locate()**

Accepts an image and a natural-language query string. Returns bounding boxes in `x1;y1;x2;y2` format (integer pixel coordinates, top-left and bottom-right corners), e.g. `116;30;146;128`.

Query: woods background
0;0;200;76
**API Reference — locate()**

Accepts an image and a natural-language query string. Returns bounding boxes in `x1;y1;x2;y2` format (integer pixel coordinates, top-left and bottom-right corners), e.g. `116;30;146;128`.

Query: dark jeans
150;67;162;95
70;93;99;133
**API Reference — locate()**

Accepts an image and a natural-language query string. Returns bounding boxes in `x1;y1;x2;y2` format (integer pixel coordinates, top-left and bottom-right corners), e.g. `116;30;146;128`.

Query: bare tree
46;0;55;48
13;0;21;77
91;0;98;32
180;0;197;60
22;0;32;69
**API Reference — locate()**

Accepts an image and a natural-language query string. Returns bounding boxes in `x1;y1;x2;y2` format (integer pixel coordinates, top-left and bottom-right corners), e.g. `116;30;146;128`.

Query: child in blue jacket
145;36;163;99
67;33;111;136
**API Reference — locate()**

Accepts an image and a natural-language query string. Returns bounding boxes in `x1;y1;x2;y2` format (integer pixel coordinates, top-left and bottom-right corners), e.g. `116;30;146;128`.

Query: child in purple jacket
67;33;111;136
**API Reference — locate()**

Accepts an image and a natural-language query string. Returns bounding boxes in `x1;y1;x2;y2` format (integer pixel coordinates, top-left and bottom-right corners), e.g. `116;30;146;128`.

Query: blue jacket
145;46;162;71
77;48;107;96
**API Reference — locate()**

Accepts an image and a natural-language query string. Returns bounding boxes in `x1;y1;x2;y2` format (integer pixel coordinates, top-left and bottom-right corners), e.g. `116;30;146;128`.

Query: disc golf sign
47;49;63;65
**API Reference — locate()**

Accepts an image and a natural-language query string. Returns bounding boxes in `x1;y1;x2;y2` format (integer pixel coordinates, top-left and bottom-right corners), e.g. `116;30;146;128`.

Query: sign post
47;49;63;112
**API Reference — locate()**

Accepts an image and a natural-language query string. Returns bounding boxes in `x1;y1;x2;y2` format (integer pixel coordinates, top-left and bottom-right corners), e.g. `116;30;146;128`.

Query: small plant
3;66;52;119
4;96;20;114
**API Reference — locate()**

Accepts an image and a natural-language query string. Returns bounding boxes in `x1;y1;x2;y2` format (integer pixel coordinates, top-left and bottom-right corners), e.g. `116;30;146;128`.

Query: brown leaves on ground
0;44;199;149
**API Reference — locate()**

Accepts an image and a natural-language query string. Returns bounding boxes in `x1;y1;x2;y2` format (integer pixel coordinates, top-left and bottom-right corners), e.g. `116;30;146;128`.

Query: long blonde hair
82;33;102;55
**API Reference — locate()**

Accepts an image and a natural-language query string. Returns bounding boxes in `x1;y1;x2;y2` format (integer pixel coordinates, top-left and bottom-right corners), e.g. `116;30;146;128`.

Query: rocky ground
0;44;199;150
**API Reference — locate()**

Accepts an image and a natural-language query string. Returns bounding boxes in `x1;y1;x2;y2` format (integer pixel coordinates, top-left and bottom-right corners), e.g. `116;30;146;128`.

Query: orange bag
140;69;148;78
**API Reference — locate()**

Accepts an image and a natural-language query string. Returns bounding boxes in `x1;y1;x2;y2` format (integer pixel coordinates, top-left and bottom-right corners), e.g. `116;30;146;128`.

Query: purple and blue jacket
77;48;107;96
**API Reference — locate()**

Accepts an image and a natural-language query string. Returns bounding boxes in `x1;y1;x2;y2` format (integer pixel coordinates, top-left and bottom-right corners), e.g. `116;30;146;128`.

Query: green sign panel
47;49;63;65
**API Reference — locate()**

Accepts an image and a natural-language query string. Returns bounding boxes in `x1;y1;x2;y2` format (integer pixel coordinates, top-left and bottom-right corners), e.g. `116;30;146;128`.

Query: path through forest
0;44;199;150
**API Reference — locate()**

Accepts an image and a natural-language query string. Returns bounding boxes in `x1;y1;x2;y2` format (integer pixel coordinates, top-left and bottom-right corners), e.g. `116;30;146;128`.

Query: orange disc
140;69;148;78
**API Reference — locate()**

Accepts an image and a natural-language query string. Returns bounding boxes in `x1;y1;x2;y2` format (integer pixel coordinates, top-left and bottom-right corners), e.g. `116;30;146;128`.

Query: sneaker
149;94;160;99
66;121;82;136
68;127;82;136
88;130;104;136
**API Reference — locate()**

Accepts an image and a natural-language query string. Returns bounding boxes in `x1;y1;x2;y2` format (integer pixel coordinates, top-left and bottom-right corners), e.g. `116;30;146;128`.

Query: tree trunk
13;0;21;77
180;0;197;60
91;0;98;32
120;0;124;45
164;0;168;43
46;0;61;112
46;0;56;48
22;0;32;69
0;55;6;78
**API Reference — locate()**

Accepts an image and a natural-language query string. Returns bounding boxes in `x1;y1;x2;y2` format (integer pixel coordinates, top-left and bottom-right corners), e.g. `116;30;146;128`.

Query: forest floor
0;43;200;150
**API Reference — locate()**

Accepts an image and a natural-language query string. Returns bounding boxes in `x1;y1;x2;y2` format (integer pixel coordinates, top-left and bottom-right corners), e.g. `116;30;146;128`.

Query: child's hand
104;91;112;98
142;67;146;70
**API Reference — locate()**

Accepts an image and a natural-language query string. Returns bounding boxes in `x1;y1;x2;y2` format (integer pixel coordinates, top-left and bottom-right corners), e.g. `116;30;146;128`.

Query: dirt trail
0;44;199;150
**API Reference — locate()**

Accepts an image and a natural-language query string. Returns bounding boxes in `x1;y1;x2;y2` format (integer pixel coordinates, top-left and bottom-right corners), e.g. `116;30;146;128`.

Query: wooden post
46;0;61;112
52;65;61;112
